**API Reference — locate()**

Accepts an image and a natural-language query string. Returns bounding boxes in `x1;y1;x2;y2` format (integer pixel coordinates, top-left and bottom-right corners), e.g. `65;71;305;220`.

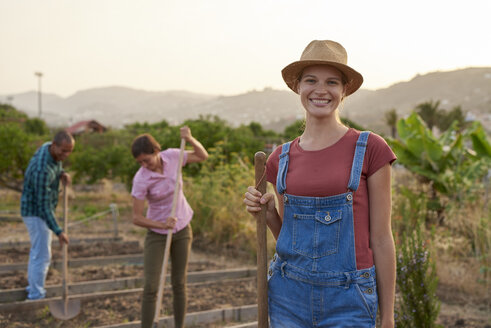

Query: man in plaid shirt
21;130;74;300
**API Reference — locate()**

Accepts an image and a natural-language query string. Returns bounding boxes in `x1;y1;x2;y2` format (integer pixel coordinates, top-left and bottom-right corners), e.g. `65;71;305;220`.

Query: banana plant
388;113;491;217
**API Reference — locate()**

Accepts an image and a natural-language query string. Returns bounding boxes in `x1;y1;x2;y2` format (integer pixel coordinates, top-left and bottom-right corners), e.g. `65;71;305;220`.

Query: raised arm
180;126;208;163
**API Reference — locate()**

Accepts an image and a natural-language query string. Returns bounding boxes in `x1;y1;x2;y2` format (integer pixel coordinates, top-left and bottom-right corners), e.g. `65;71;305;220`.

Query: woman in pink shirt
131;126;208;328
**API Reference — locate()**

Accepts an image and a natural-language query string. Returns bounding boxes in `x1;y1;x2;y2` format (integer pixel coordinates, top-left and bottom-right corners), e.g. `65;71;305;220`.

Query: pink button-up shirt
131;148;193;235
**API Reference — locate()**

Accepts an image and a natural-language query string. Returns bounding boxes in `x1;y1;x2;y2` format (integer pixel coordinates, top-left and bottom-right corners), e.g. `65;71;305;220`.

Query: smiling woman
243;40;397;328
297;65;346;125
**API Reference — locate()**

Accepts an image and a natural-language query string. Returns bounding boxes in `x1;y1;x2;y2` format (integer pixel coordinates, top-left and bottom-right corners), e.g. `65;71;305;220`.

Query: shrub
393;188;441;327
185;143;257;260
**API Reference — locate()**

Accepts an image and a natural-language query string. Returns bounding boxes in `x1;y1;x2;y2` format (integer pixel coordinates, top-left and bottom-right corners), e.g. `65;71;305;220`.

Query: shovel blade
49;299;81;320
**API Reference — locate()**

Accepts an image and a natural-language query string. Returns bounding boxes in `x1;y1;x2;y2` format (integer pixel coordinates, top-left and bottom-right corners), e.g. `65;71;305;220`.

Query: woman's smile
310;98;331;105
298;65;346;119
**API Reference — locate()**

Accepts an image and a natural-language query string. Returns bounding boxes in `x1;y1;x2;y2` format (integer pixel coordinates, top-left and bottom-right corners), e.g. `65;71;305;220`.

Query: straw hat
281;40;363;96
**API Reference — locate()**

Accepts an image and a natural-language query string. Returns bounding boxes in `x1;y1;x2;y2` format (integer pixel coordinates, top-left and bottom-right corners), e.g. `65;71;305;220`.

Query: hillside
344;67;491;132
2;67;490;133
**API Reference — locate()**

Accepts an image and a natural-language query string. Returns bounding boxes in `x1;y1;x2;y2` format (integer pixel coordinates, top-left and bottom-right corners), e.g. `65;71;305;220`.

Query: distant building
264;143;277;154
66;120;106;136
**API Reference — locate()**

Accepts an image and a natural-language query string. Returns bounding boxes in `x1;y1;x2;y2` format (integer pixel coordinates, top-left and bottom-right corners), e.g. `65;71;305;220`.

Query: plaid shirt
20;142;63;235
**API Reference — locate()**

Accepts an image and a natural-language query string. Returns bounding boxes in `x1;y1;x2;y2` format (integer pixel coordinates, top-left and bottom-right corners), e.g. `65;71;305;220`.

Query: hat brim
281;60;363;96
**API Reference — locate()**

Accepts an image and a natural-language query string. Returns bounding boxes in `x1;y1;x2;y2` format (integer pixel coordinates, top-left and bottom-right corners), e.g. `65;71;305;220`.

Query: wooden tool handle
62;182;69;310
153;138;186;327
254;151;268;328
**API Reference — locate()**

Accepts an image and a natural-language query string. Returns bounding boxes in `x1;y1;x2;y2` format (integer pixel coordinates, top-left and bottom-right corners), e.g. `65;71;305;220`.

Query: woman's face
135;152;161;172
297;65;347;119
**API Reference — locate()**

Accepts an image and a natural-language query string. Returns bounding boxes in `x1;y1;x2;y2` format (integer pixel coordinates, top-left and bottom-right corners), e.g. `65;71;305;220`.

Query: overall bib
268;132;378;327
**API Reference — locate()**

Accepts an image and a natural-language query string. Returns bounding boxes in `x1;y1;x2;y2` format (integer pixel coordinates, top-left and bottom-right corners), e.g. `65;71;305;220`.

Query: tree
69;116;278;190
0;103;28;120
0;123;39;192
24;117;50;136
0;104;49;192
340;117;366;131
416;100;442;132
384;108;398;138
248;122;265;137
436;105;467;132
247;122;278;138
283;119;305;140
69;130;138;189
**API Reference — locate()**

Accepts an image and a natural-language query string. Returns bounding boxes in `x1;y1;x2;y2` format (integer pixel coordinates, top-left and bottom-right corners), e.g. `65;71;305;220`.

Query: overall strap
276;142;292;195
347;131;371;192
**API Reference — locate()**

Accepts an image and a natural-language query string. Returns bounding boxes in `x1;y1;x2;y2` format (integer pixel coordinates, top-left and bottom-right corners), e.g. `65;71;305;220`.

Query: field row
0;238;261;327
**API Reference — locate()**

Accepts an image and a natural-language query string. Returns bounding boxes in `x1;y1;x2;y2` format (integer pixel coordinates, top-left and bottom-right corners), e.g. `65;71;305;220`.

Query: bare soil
0;278;257;327
0;240;143;264
0;188;489;327
0;261;224;290
1;241;489;327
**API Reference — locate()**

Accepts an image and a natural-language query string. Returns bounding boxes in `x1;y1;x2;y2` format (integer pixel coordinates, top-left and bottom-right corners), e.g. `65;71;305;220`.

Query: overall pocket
292;209;342;258
354;278;378;319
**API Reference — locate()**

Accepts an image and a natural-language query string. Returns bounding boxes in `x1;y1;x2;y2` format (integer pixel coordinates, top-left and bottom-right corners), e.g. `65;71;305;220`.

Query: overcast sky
1;0;490;98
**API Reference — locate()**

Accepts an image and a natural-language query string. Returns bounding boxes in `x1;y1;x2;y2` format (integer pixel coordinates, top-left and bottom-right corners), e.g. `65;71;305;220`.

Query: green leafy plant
393;188;441;328
415;100;441;132
185;142;260;260
0;123;40;191
0;104;49;192
68;115;283;190
388;112;491;222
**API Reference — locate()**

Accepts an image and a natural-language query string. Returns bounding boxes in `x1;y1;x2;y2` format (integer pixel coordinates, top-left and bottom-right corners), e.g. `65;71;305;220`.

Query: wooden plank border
0;237;129;249
0;268;256;305
0;254;144;272
94;304;258;328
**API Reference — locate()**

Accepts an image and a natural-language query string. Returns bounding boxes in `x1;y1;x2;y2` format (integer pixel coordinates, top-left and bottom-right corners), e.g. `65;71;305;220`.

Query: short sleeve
365;133;397;177
166;148;188;166
266;145;282;186
131;170;148;200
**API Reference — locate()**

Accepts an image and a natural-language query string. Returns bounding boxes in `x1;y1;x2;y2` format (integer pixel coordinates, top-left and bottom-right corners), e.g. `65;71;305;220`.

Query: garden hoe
254;151;269;328
49;182;81;320
153;138;186;328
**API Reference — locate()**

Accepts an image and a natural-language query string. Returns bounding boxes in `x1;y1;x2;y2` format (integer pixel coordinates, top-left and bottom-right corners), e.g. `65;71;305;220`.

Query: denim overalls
268;132;378;327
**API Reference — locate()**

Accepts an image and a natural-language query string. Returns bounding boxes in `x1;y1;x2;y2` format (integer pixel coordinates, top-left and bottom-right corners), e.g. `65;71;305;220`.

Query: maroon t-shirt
266;128;396;269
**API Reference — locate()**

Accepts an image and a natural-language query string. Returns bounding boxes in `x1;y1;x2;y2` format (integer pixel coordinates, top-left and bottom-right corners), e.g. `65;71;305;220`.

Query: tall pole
34;72;43;118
